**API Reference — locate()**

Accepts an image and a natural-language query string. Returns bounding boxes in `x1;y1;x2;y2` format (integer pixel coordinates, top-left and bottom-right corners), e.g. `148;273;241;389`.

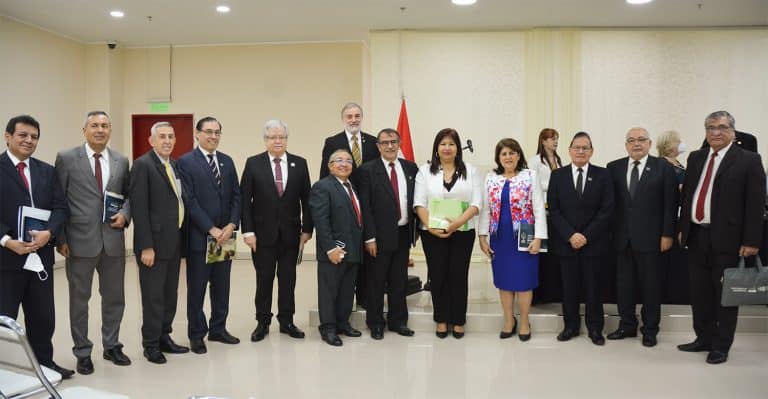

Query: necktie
207;154;221;186
164;162;184;228
94;153;103;194
274;158;284;197
16;162;29;191
576;167;584;196
343;181;362;226
628;160;639;199
389;162;401;219
351;135;362;167
695;152;718;222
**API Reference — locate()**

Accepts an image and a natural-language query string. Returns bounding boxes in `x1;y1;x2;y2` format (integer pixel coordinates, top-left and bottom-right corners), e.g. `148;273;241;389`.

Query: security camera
107;41;117;50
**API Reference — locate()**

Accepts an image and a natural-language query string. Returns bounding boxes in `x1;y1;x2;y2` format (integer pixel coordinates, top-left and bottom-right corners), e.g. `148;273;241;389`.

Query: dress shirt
413;162;482;231
626;154;648;187
345;130;364;163
383;158;408;226
85;143;110;191
1;151;32;246
327;177;361;255
198;146;220;175
268;152;289;187
571;163;590;191
691;141;732;224
153;150;183;199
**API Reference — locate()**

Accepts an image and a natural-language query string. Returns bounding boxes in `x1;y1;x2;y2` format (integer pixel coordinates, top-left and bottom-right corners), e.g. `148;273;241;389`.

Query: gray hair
340;102;363;118
656;130;681;157
328;148;352;163
150;121;173;137
83;110;110;128
705;111;735;129
263;119;289;139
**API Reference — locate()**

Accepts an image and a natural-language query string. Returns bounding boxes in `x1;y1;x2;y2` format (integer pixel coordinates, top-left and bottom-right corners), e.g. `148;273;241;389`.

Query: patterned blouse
479;169;548;239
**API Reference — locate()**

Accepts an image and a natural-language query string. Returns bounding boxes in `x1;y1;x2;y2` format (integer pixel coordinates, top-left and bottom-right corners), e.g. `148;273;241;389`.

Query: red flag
396;98;415;162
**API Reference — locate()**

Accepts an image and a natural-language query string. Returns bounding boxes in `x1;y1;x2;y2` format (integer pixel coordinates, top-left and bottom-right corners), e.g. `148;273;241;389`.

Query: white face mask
23;252;49;281
677;142;687;154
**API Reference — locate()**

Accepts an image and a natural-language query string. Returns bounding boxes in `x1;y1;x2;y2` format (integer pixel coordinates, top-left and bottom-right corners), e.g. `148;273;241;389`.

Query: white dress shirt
382;158;409;227
1;151;31;246
691;142;733;224
268;152;289;187
571;163;590;191
413;162;483;230
85;143;110;192
626;154;648;187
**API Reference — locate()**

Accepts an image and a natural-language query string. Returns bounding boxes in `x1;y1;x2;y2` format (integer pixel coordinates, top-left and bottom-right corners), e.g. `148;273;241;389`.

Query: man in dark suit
55;111;132;374
130;121;189;364
677;111;765;364
606;127;678;347
359;128;418;340
547;131;614;346
177;117;241;354
241;119;313;342
0;115;73;378
701;130;758;153
310;148;364;346
319;102;379;309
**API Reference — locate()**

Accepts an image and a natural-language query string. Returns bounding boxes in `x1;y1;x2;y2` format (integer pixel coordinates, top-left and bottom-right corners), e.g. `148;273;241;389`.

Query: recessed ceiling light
452;0;477;5
216;5;231;13
626;0;653;4
109;10;124;18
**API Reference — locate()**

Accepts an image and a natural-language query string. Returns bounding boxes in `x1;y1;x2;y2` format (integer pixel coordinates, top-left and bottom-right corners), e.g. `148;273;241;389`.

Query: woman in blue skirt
479;138;547;341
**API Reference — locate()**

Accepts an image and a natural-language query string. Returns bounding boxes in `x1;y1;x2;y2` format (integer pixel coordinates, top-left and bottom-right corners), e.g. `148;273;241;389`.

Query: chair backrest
0;316;62;399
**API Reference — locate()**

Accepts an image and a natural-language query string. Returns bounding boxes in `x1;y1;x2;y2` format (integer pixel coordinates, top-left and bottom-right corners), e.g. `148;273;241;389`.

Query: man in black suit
320;103;380;309
0;115;73;378
310;148;364;346
177;117;242;354
701;130;758;153
547;132;614;346
677;111;765;364
606;127;678;347
358;128;418;340
241;119;313;342
130;121;189;364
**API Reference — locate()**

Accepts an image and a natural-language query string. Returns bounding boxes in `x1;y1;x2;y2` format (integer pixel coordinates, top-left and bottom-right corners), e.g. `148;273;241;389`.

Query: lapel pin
290;162;295;167
737;141;743;145
645;167;651;171
587;177;593;182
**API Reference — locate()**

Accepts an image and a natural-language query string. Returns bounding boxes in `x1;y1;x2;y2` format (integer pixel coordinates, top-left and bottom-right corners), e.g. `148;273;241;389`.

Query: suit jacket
358;158;418;252
0;151;66;270
678;145;765;252
54;145;131;258
177;148;241;253
310;175;363;263
240;152;313;248
129;150;183;260
547;164;614;257
701;130;758;153
607;155;678;252
319;131;379;188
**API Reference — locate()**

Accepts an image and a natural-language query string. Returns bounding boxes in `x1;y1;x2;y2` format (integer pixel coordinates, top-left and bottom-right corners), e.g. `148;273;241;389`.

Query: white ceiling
1;0;766;46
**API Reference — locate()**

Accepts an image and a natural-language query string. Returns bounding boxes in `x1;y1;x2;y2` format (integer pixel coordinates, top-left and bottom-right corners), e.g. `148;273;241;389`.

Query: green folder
428;198;470;231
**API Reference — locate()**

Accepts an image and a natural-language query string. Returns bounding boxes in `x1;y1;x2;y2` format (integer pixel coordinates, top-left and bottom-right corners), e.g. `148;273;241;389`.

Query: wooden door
131;114;194;160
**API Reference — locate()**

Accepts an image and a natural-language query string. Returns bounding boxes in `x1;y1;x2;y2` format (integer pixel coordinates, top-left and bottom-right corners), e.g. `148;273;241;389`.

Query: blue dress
490;180;539;291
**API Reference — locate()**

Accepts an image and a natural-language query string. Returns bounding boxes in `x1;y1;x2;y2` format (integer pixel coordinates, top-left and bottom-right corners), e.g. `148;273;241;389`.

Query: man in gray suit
55;111;132;374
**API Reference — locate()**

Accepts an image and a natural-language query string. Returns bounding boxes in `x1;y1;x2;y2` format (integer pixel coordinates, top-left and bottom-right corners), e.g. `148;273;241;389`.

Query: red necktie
94;153;103;194
695;152;717;222
343;181;362;226
16;162;29;191
274;158;284;197
389;162;401;219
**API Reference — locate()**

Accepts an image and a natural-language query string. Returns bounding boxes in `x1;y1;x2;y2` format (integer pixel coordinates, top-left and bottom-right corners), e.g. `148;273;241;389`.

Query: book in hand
206;232;237;264
17;206;51;243
428;198;469;231
517;223;547;253
103;191;126;223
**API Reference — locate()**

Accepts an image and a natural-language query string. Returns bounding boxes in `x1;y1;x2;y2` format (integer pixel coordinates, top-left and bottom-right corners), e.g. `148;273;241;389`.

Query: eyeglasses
330;159;354;165
378;139;400;147
201;129;222;136
570;146;592;153
626;137;649;145
705;125;732;133
265;135;287;141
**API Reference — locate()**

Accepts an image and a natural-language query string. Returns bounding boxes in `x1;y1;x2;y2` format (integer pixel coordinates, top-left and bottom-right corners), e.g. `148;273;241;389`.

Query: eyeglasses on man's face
569;146;592;153
265;134;287;141
201;129;222;136
378;139;400;147
330;159;354;165
705;125;732;133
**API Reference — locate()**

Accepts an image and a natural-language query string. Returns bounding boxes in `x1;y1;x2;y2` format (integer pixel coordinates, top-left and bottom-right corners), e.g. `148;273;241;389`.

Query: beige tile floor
30;258;768;398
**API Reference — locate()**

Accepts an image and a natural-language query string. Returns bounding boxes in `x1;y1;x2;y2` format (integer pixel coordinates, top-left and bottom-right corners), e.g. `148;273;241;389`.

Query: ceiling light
216;5;231;13
626;0;653;4
452;0;477;5
109;10;124;18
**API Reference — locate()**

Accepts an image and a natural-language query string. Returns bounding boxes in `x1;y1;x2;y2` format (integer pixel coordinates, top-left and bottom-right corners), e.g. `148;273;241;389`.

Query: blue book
103;191;125;223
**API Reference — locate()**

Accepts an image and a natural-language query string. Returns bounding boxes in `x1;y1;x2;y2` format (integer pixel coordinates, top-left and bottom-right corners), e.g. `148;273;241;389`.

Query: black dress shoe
557;328;580;342
76;357;93;375
370;327;384;340
251;324;270;342
677;340;711;352
435;330;448;339
143;348;167;364
500;316;518;339
208;331;240;344
642;335;657;347
279;323;306;339
103;346;131;366
190;338;207;354
607;328;638;340
388;326;415;337
589;332;605;346
519;323;532;342
337;326;362;337
159;336;189;354
321;331;343;346
706;350;728;364
452;327;465;339
48;362;74;379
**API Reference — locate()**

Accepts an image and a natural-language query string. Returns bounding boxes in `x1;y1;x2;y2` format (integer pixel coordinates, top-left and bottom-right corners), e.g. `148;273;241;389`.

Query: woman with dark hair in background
479;138;547;341
414;128;482;339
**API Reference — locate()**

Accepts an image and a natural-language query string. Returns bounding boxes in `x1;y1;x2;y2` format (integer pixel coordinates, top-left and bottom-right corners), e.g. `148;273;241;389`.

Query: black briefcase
406;275;423;296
